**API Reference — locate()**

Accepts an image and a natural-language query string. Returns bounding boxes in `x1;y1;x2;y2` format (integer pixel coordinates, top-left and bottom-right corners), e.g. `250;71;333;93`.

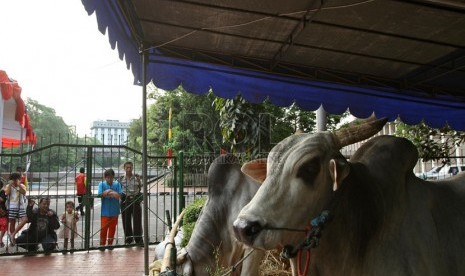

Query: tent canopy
81;0;465;130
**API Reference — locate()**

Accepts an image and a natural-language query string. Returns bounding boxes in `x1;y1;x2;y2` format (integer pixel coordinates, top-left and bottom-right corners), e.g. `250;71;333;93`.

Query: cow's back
344;136;465;275
413;174;465;273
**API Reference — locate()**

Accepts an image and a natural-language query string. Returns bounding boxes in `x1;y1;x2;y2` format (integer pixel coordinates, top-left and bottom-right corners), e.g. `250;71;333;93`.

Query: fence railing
0;144;213;256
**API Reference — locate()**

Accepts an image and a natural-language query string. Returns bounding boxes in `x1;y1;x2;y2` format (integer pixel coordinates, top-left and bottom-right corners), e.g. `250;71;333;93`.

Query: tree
26;98;73;144
127;87;223;156
395;120;465;162
214;96;346;157
25;99;77;171
127;117;143;151
129;88;347;159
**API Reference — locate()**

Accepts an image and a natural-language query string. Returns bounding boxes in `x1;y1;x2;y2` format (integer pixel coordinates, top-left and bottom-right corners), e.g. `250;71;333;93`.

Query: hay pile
259;250;292;276
151;198;293;275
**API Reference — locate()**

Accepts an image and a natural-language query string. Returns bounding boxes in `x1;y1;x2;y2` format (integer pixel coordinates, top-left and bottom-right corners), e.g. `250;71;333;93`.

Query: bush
181;197;207;247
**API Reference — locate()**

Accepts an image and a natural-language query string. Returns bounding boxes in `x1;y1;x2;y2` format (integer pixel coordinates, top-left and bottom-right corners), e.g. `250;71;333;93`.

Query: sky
0;0;143;136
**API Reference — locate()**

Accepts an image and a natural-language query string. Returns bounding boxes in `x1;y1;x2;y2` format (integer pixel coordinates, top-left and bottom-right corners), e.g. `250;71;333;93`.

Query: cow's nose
233;218;263;245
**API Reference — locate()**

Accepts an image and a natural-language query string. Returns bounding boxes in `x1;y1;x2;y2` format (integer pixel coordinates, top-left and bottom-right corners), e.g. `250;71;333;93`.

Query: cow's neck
185;202;228;271
311;162;392;273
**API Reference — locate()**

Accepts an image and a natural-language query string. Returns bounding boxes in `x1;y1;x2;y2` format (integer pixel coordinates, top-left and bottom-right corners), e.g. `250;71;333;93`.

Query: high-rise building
90;120;129;145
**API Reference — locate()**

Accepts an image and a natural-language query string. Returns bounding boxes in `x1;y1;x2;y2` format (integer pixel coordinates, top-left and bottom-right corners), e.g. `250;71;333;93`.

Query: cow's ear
329;158;350;191
241;158;267;183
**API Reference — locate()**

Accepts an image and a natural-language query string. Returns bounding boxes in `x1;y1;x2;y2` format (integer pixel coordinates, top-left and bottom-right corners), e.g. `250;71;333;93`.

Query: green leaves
27;98;72;142
132;87;222;156
181;197;206;247
395;121;465;162
130;87;347;157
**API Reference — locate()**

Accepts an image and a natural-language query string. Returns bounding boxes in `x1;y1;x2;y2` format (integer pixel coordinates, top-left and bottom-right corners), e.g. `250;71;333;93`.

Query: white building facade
90;120;129;145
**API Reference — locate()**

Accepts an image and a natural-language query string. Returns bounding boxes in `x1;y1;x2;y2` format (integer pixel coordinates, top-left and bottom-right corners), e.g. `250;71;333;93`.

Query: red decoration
1;70;36;147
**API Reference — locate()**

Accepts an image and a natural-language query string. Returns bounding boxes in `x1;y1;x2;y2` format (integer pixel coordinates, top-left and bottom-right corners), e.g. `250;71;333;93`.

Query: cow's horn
333;116;388;148
161;209;186;272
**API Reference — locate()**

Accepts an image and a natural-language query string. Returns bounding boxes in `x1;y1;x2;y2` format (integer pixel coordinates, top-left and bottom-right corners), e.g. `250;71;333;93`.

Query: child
4;172;27;245
97;169;121;250
59;201;79;253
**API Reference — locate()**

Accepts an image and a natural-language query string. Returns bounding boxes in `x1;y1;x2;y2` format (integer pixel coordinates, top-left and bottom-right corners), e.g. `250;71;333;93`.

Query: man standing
75;167;86;216
15;197;60;252
120;161;143;245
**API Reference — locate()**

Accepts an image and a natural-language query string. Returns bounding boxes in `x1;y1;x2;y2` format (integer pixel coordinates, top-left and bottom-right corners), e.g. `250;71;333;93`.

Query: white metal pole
316;104;327;132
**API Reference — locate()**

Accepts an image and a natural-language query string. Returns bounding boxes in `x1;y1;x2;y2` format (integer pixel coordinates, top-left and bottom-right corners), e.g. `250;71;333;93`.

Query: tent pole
141;45;149;276
316;104;327;132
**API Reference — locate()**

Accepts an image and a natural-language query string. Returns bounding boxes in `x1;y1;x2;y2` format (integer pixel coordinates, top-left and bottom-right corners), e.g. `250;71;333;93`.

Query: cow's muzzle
233;218;262;245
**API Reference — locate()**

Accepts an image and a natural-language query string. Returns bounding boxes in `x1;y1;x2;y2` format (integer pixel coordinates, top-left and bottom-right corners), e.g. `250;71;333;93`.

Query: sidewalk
1;246;156;276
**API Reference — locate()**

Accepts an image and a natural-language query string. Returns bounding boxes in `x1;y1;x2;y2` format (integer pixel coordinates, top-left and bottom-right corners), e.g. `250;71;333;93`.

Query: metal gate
0;143;211;256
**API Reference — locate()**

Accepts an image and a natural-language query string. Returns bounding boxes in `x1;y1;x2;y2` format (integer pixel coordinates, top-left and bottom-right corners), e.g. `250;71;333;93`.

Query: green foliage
27;98;74;143
127;117;143;150
213;95;258;154
25;99;77;171
395;121;465;162
129;86;347;157
181;197;206;247
206;246;229;276
130;87;222;156
213;97;346;157
183;197;205;223
181;223;196;248
214;95;302;156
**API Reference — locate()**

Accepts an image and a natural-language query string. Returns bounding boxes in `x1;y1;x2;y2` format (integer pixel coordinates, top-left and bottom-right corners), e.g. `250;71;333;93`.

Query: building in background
91;120;129;145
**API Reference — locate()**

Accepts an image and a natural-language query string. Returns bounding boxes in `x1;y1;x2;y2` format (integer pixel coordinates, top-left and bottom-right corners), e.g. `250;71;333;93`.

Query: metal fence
0;143;212;256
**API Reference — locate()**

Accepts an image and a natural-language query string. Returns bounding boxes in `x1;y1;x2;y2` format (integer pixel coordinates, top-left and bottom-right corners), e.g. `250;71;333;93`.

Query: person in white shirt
4;172;27;245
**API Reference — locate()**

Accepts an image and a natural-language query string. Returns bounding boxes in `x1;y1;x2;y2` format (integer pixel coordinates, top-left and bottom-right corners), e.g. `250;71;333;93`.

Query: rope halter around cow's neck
280;210;333;259
278;210;332;276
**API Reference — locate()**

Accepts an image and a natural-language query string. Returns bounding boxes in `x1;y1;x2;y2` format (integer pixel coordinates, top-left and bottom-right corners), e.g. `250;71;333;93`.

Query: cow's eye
296;158;320;185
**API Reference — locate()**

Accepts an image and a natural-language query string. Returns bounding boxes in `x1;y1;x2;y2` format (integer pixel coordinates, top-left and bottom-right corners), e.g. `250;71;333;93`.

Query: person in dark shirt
0;179;8;247
15;197;60;252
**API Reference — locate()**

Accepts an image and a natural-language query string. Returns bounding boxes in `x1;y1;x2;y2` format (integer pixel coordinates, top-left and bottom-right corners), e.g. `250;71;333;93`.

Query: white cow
234;117;465;275
153;154;265;275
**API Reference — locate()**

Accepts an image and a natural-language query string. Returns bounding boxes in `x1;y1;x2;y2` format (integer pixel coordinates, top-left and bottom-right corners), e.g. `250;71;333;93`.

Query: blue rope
281;210;332;259
310;210;331;228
